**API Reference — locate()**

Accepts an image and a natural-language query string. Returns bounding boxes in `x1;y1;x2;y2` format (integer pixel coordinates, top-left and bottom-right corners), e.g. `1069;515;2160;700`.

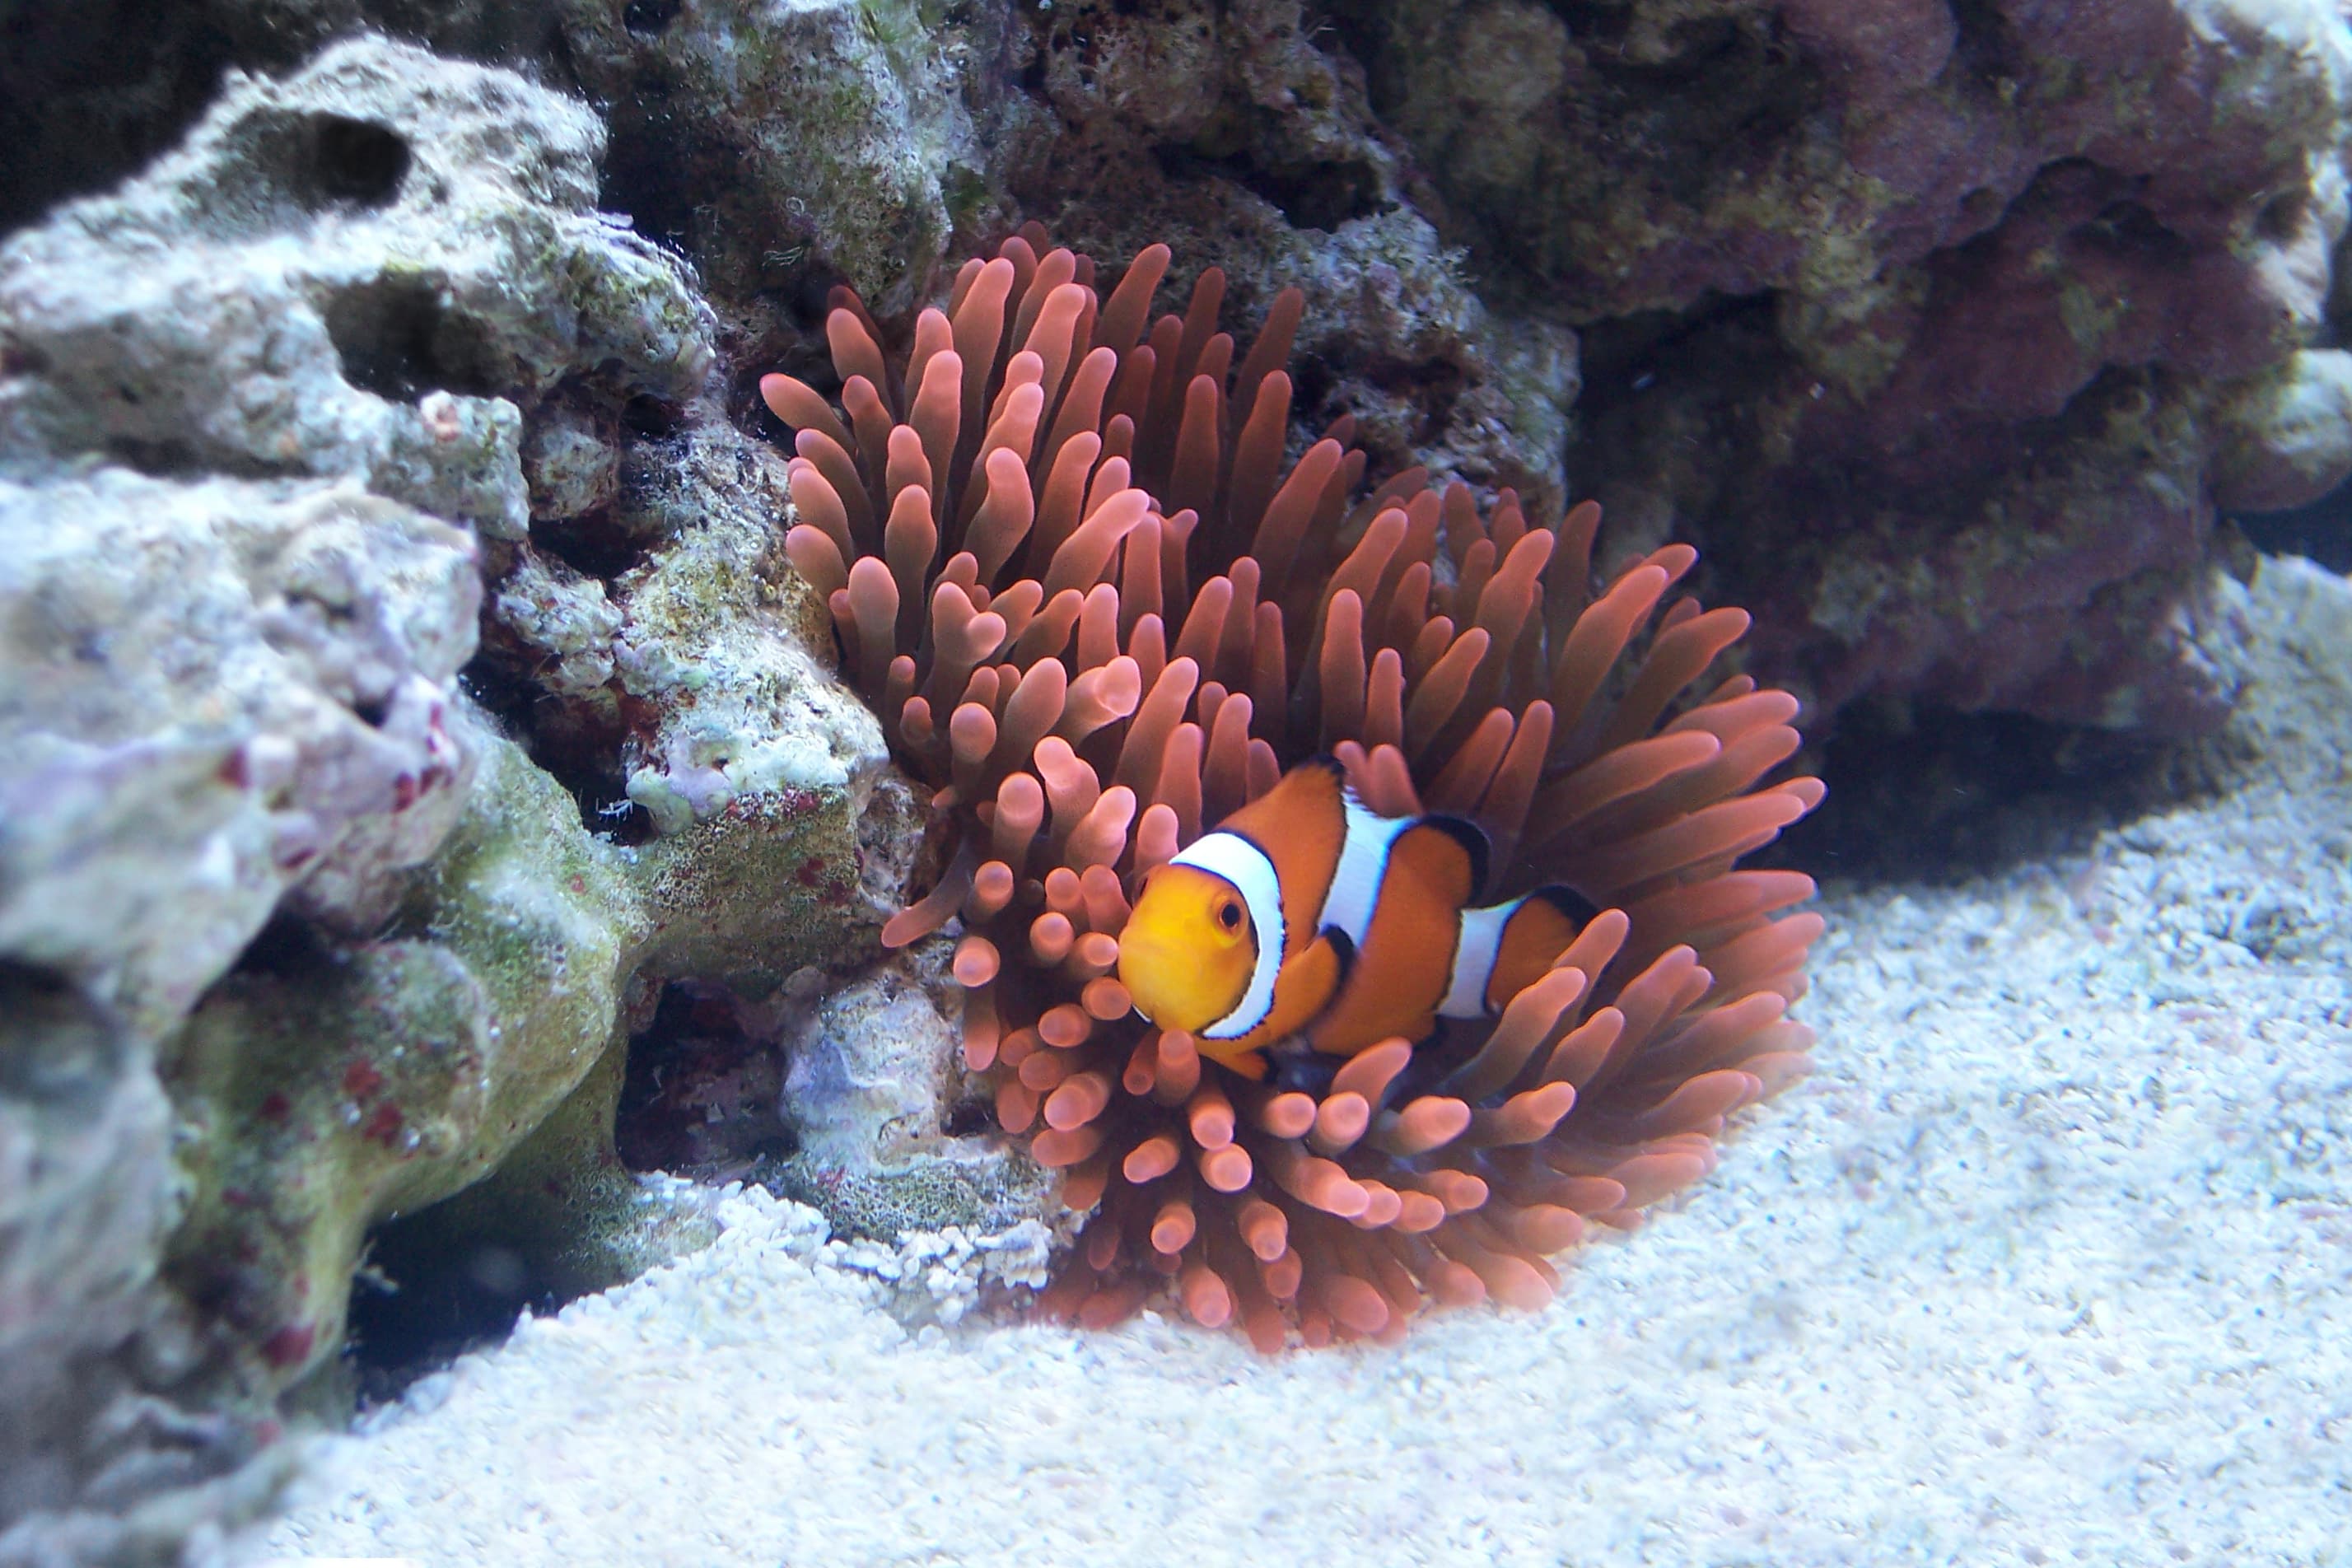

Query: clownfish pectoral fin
1194;1036;1270;1080
1227;931;1349;1052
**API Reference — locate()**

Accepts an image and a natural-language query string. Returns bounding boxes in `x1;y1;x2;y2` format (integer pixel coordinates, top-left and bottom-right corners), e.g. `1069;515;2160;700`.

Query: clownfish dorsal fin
1413;812;1491;902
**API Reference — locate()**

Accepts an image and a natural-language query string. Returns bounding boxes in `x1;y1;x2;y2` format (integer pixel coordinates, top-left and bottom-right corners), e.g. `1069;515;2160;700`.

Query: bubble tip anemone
766;222;1822;1347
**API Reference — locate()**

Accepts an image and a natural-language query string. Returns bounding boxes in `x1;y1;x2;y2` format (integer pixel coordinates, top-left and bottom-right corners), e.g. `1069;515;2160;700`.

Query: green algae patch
158;720;645;1397
770;1153;1055;1244
628;784;880;993
376;1036;722;1314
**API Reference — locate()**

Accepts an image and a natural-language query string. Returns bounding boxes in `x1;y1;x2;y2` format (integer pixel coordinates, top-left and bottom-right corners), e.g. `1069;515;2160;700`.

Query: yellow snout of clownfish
1116;863;1258;1036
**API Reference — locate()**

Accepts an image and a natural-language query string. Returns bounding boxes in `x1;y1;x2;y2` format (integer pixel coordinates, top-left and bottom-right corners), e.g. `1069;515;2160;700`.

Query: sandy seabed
245;560;2352;1568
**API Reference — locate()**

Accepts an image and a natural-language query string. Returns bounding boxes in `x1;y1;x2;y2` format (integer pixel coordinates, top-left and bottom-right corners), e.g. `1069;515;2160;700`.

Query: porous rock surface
992;0;1583;511
0;34;956;1566
560;0;996;324
12;0;2352;733
770;954;1057;1245
1338;0;2352;728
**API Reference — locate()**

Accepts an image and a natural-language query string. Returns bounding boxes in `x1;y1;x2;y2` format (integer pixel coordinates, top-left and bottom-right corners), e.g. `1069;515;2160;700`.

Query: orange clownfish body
1117;758;1596;1078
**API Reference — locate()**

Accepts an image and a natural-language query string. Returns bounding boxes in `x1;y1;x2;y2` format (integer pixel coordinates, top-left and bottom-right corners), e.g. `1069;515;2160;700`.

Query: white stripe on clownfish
1321;787;1413;950
1167;828;1286;1039
1440;898;1514;1020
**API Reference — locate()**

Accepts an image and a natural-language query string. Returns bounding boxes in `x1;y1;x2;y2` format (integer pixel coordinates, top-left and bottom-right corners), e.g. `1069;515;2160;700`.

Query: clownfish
1118;758;1597;1078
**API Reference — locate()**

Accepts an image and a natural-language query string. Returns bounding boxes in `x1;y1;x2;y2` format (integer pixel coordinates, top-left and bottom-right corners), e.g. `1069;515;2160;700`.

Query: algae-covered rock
0;699;648;1562
998;0;1579;509
606;427;884;837
1337;0;2352;730
0;36;714;539
559;0;996;321
0;978;183;1553
772;956;1055;1244
0;33;997;1555
0;35;794;1561
0;473;478;1033
159;714;639;1398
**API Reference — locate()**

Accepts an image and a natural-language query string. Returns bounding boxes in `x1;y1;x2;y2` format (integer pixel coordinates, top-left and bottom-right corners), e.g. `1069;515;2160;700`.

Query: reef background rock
1334;0;2352;728
0;34;919;1563
14;0;2345;729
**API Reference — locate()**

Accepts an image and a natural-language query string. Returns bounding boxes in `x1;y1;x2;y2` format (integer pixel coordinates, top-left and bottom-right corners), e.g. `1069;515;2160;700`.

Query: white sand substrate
246;559;2352;1568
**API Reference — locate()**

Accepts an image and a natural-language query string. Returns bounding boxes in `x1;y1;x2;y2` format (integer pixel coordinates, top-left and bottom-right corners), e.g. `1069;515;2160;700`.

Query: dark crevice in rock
940;1099;995;1139
1016;47;1050;96
1312;1;1387;85
1285;348;1339;422
542;20;585;91
455;648;544;738
1764;702;2195;887
2258;188;2311;244
1151;142;1388;234
1947;0;2029;86
614;979;796;1178
323;273;511;403
586;789;658;845
623;0;686;40
620;393;686;440
343;1216;557;1407
103;436;297;483
528;511;649;584
1573;292;1778;416
305;115;413;207
457;648;650;845
597;83;706;258
0;959;119;1098
2074;199;2192;267
226;912;343;985
2236;494;2352;573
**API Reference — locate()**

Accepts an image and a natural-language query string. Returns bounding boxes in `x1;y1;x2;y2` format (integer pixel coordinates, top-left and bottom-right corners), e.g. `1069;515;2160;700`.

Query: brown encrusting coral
761;224;1822;1350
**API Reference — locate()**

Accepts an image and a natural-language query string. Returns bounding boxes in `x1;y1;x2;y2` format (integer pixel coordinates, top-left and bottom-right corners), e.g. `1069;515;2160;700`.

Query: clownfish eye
1216;899;1244;932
